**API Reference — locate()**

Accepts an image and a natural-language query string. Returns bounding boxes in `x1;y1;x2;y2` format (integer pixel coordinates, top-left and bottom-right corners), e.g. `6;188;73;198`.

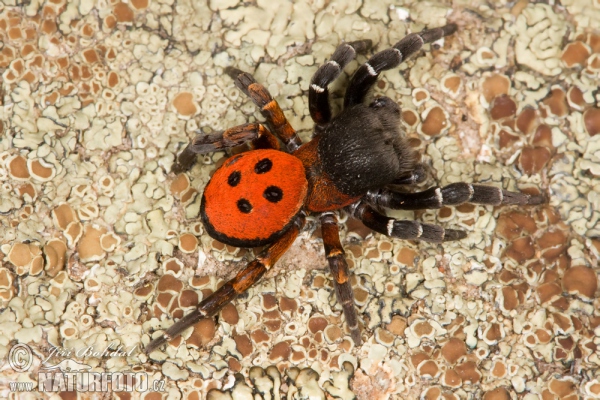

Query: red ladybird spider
145;24;543;353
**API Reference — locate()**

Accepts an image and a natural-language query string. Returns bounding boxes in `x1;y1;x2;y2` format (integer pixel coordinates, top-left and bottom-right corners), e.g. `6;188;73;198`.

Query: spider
145;23;543;354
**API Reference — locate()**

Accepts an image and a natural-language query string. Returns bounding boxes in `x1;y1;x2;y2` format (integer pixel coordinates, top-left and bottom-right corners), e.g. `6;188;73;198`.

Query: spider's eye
263;186;283;203
228;171;241;187
237;198;252;213
254;158;273;174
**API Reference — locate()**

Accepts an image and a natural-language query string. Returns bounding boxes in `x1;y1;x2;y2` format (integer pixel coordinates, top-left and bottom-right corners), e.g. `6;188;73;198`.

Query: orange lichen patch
179;233;198;253
77;225;107;262
437;370;460;390
561;41;590;67
532;124;554;149
134;283;154;299
455;361;481;384
535;329;552;344
418;360;439;378
65;221;83;247
548;378;576;398
170;174;190;197
251;329;269;344
100;232;119;252
107;71;119;88
269;342;291;362
441;338;466;364
537;282;562;304
8;243;32;267
484;323;503;344
496;211;537;240
41;19;57;34
538;230;567;260
113;3;134;22
505;236;534;262
28;159;55;181
401;109;419;127
308;316;328;333
220;303;239;325
498;129;519;149
542;88;568;117
82;48;100;64
441;74;461;96
567;86;586;110
481;74;510;103
44;239;67;277
172;92;198;117
30;255;44;275
52;204;76;230
500;287;519;310
386;315;407;336
562;266;597;299
81;23;94;37
324;325;342;342
583;108;600;136
519;146;550;175
163;258;183;276
420;106;448;136
42;91;59;106
413;321;434;337
410;352;429;369
157;274;184;293
491;361;507;378
104;14;117;29
517;107;537;135
131;0;149;10
490;95;517;120
16;183;36;201
395;247;417;267
178;290;198;309
8;155;30;180
413;88;430;105
483;387;510;400
233;333;253;357
187;319;216;347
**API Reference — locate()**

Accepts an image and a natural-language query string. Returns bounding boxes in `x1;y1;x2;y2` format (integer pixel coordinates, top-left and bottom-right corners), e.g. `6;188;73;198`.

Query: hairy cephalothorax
145;24;543;354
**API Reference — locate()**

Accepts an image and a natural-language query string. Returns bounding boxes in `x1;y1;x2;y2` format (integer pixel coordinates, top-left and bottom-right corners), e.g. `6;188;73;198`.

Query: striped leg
226;67;302;151
172;123;278;173
145;214;306;354
309;40;372;126
320;213;361;345
344;24;457;107
366;183;545;210
350;202;466;243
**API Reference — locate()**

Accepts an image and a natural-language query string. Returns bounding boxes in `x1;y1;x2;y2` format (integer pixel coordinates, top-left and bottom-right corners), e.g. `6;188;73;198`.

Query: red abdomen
201;149;308;247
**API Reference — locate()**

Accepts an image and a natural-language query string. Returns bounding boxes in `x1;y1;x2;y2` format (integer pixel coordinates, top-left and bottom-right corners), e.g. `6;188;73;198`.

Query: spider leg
391;163;427;185
350;202;466;243
309;40;372;126
145;213;306;354
172;123;278;173
320;212;361;345
226;67;303;152
366;183;545;210
344;24;457;107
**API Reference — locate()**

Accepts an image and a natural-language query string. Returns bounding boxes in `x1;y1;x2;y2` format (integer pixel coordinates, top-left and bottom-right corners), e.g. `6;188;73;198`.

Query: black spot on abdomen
237;198;252;213
263;186;283;203
255;158;273;174
228;171;241;187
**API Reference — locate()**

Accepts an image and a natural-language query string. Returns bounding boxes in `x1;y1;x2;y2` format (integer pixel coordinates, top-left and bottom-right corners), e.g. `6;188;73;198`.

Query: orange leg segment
320;212;361;345
226;67;303;151
172;122;278;173
145;213;306;354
